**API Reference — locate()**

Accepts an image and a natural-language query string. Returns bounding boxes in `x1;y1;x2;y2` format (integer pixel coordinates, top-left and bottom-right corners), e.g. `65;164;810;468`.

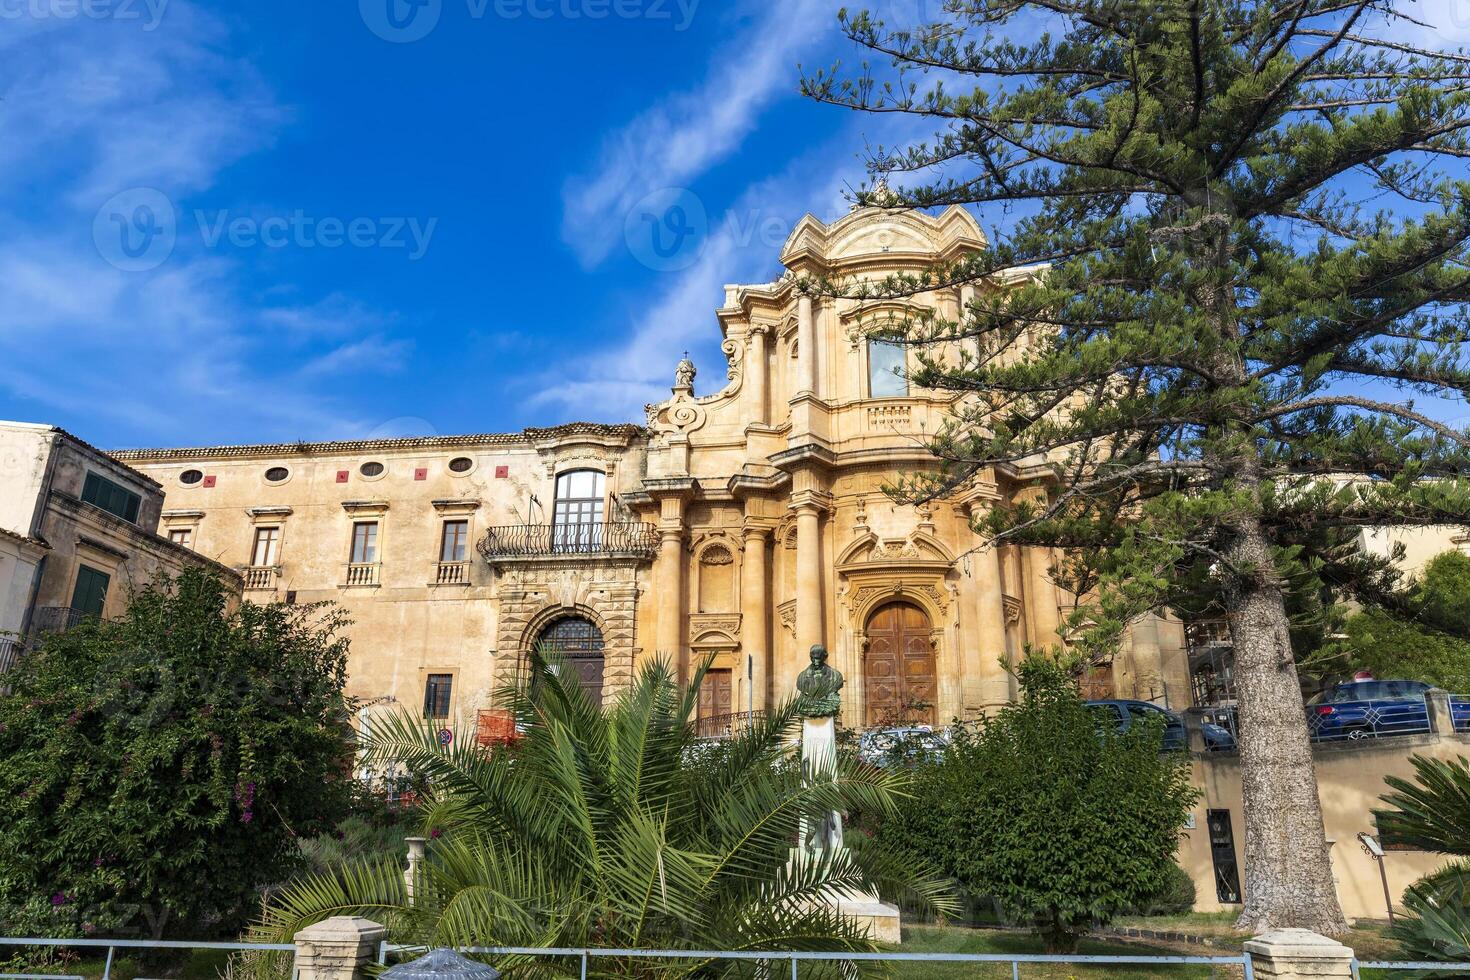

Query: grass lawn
891;924;1244;979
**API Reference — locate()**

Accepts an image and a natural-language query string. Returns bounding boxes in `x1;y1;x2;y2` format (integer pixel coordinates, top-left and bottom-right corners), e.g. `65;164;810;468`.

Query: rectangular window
351;522;379;563
251;526;280;566
81;472;142;523
440;520;469;562
168;528;193;549
423;673;452;719
70;565;111;618
552;470;606;551
868;340;909;398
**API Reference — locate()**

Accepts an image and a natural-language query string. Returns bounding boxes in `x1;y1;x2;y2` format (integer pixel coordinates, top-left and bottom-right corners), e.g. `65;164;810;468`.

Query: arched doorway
536;616;606;705
863;602;937;727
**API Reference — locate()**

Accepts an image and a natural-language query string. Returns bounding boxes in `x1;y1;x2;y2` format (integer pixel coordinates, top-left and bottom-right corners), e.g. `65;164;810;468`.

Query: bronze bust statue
796;644;844;718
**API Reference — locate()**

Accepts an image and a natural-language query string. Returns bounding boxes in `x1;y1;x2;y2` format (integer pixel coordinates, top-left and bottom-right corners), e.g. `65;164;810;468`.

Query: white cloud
1378;0;1470;48
0;4;408;446
560;0;836;267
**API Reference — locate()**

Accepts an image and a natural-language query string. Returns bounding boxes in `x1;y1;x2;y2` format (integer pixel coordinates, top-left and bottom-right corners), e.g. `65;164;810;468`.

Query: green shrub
1124;862;1196;917
874;657;1198;951
0;570;353;939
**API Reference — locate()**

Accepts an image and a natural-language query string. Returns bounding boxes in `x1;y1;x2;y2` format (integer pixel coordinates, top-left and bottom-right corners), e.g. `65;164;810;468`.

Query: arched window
536;616;605;705
552;469;606;551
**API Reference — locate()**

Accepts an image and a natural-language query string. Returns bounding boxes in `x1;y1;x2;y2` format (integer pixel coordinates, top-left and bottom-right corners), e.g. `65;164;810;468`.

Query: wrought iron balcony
30;606;91;635
477;522;659;561
0;637;19;675
693;710;767;740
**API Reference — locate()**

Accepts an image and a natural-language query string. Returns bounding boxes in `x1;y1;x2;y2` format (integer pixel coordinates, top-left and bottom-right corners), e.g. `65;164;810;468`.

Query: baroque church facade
114;203;1191;737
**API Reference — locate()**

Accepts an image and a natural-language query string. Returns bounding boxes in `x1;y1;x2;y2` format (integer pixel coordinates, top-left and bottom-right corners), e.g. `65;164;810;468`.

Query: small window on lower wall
168;528;194;549
424;674;453;719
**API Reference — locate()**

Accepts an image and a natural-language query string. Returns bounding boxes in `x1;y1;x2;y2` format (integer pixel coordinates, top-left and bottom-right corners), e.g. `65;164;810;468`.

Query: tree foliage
1377;754;1470;962
874;658;1197;952
0;570;353;939
1337;550;1470;689
255;652;956;978
803;0;1470;932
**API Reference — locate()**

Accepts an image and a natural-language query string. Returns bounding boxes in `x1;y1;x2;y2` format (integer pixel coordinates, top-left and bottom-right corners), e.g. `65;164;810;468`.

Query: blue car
1307;680;1434;741
1086;699;1237;751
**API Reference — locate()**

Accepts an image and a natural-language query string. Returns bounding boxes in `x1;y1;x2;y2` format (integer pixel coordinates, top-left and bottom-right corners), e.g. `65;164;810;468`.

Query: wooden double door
863;602;937;726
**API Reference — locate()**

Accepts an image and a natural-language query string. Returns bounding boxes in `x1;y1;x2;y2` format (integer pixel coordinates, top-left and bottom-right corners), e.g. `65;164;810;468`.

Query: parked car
1306;680;1434;740
857;726;948;767
1086;699;1237;751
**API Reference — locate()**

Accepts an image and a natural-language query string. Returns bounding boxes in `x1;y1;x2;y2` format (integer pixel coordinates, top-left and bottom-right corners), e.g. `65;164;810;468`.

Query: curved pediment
781;205;987;270
836;530;957;570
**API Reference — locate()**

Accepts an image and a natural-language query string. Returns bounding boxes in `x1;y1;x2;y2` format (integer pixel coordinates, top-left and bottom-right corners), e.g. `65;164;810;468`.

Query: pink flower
50;893;67;906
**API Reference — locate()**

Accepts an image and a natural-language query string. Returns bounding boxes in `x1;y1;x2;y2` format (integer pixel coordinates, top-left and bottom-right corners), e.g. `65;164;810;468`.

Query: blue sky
2;0;1467;449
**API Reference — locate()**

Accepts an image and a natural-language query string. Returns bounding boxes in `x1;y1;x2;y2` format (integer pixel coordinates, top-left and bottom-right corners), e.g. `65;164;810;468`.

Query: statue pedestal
793;716;902;944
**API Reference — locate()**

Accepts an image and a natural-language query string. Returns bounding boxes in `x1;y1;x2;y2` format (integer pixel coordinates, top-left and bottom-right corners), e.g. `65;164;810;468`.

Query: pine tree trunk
1223;515;1349;935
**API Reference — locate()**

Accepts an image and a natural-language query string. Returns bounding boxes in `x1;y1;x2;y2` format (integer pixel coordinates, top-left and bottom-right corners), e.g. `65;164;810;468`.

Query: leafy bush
874;657;1198;951
1123;863;1196;917
0;570;353;939
1339;551;1470;692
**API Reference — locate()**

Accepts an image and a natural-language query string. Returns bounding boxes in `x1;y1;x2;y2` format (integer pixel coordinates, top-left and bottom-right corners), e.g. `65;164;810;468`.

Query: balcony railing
344;562;381;587
434;560;471;585
243;566;278;590
478;522;660;561
30;606;90;635
0;637;19;675
693;710;767;740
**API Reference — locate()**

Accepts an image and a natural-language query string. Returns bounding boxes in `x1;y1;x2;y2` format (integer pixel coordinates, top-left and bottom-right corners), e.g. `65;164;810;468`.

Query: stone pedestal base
1244;929;1354;979
788;849;902;944
832;893;902;944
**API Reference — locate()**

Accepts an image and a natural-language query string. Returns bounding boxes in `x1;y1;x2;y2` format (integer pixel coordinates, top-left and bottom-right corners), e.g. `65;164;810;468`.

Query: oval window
448;457;473;473
180;469;203;485
265;466;290;483
360;461;385;477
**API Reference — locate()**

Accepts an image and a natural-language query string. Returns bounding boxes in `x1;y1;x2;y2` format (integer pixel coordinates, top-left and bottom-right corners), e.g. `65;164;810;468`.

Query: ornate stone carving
700;544;734;566
675;354;697;389
1002;595;1023;624
778;599;797;635
689;613;742;648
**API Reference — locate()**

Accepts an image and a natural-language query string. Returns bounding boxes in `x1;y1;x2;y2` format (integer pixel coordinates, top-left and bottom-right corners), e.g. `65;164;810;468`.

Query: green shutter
81;472;142;524
70;565;111;618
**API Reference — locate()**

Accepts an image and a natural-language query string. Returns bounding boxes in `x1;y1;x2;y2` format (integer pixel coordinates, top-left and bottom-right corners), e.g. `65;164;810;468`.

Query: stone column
796;294;817;396
748;325;770;424
1244;929;1354;979
966;500;1011;710
1022;545;1062;651
741;521;772;711
293;917;386;980
793;499;824;656
656;497;686;680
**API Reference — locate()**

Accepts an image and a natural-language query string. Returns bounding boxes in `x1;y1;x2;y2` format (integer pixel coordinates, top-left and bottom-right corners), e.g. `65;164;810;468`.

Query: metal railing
0;637;19;674
28;607;89;636
0;937;296;980
1307;698;1433;742
478;522;660;560
343;562;381;587
693;709;766;739
380;942;1255;978
1450;695;1470;733
434;560;471;585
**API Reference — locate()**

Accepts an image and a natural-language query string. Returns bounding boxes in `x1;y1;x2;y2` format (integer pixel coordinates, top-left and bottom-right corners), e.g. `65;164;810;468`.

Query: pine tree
803;0;1470;933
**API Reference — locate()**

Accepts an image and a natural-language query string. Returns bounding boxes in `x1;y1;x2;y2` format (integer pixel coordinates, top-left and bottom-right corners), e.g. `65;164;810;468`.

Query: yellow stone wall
117;204;1193;735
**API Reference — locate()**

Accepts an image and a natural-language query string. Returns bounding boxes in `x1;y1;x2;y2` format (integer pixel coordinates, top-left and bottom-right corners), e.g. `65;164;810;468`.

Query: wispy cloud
560;0;836;267
0;4;409;446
